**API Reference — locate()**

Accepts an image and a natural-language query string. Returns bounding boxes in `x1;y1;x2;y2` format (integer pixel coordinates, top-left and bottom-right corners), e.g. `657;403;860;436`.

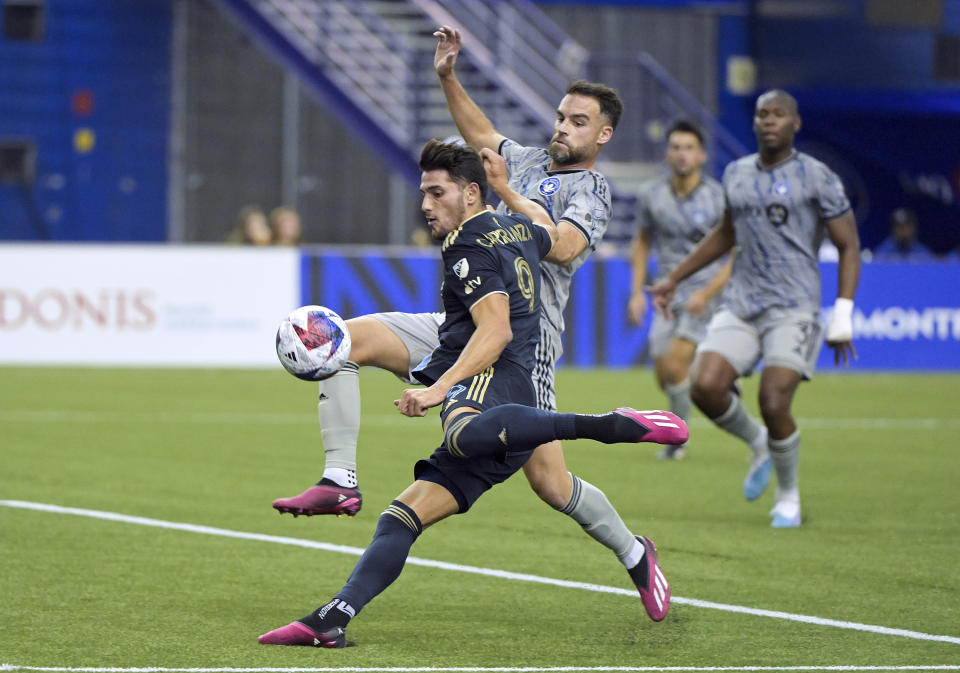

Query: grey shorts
697;307;824;380
371;311;443;384
373;310;560;411
648;307;713;359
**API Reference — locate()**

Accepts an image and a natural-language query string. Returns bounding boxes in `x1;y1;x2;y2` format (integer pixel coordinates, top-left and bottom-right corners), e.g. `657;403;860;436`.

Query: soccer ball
275;305;351;381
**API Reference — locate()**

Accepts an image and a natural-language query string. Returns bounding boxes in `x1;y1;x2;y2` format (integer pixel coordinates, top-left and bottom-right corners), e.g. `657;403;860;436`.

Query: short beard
549;141;586;166
432;201;467;240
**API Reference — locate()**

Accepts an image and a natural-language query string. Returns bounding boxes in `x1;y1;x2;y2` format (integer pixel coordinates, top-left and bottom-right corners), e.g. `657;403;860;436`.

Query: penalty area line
2;500;959;648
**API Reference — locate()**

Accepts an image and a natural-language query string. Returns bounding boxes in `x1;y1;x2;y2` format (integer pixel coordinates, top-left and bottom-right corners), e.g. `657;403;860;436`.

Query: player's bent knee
442;411;480;459
691;376;723;405
758;390;792;421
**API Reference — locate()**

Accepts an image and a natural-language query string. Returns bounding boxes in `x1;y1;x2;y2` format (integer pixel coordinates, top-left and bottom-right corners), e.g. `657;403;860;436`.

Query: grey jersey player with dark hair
649;89;861;528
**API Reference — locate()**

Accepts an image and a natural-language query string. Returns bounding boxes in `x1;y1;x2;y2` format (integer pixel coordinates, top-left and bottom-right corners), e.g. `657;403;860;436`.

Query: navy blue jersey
413;210;553;384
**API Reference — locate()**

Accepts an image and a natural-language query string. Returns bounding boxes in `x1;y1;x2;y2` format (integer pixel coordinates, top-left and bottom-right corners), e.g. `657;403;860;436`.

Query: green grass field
2;366;959;672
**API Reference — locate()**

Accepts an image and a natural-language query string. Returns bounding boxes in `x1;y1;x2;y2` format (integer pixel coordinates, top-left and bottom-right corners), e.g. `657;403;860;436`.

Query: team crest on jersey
452;257;470;279
772;181;790;196
766;203;789;226
538;177;561;196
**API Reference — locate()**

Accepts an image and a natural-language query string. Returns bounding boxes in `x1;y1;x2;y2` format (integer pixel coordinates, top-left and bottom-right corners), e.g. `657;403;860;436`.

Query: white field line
4;665;960;672
0;410;957;430
1;500;958;648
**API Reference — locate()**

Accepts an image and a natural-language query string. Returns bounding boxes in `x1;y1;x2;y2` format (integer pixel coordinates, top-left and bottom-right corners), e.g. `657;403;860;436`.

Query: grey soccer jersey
722;150;851;319
497;139;611;334
638;174;726;309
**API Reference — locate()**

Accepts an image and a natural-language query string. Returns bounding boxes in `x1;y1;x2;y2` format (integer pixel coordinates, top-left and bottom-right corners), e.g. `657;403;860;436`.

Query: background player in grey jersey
628;120;732;460
272;27;664;610
648;90;860;528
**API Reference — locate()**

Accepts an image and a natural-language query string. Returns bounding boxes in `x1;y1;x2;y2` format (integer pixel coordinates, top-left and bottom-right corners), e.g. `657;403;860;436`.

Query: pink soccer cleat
627;536;671;622
272;484;362;517
613;408;689;446
258;621;346;648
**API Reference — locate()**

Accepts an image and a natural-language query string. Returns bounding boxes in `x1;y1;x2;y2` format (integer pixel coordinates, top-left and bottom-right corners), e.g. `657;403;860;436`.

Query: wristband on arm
826;297;854;342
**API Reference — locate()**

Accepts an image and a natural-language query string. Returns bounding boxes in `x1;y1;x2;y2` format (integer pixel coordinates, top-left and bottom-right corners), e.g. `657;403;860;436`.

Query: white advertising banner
0;244;301;366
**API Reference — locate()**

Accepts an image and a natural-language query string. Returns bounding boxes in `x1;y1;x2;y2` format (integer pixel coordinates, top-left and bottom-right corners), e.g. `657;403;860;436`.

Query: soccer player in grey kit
649;89;860;528
628;119;732;460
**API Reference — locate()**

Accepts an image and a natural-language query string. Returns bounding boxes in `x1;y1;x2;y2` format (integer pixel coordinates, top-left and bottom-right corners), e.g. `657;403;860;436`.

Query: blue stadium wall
0;0;171;241
300;251;960;372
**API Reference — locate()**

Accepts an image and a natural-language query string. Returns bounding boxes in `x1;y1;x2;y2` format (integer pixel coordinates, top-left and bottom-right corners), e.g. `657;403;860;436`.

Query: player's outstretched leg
260;500;423;647
609;408;690;446
447;405;689;460
626;536;671;621
272;362;363;517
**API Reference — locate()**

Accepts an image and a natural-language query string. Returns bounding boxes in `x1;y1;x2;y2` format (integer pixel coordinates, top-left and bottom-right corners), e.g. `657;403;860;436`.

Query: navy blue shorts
414;359;536;513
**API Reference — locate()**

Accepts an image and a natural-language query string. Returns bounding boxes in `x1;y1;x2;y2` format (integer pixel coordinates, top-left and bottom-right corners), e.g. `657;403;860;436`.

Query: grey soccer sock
317;361;361;481
769;429;801;494
664;379;692;422
560;474;635;561
713;393;764;449
664;379;691;448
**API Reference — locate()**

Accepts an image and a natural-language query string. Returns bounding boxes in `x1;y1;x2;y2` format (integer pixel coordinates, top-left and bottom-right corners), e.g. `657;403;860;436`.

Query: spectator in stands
872;208;934;262
226;205;271;246
269;206;303;245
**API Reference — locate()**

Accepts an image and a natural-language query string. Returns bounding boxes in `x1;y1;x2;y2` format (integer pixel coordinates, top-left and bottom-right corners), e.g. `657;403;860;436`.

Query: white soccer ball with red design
275;305;351;381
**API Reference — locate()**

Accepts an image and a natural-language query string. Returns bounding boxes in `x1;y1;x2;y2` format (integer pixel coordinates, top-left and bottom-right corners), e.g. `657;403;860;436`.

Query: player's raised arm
434;25;506;153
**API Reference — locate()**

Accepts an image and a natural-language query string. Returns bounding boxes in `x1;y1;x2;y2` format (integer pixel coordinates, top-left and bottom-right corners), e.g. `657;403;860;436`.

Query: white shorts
696;307;823;380
647;307;713;359
373;311;561;411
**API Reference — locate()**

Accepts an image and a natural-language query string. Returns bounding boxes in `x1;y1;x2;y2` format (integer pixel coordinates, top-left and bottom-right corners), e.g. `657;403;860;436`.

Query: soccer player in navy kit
258;141;686;647
649;90;860;528
272;26;668;618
